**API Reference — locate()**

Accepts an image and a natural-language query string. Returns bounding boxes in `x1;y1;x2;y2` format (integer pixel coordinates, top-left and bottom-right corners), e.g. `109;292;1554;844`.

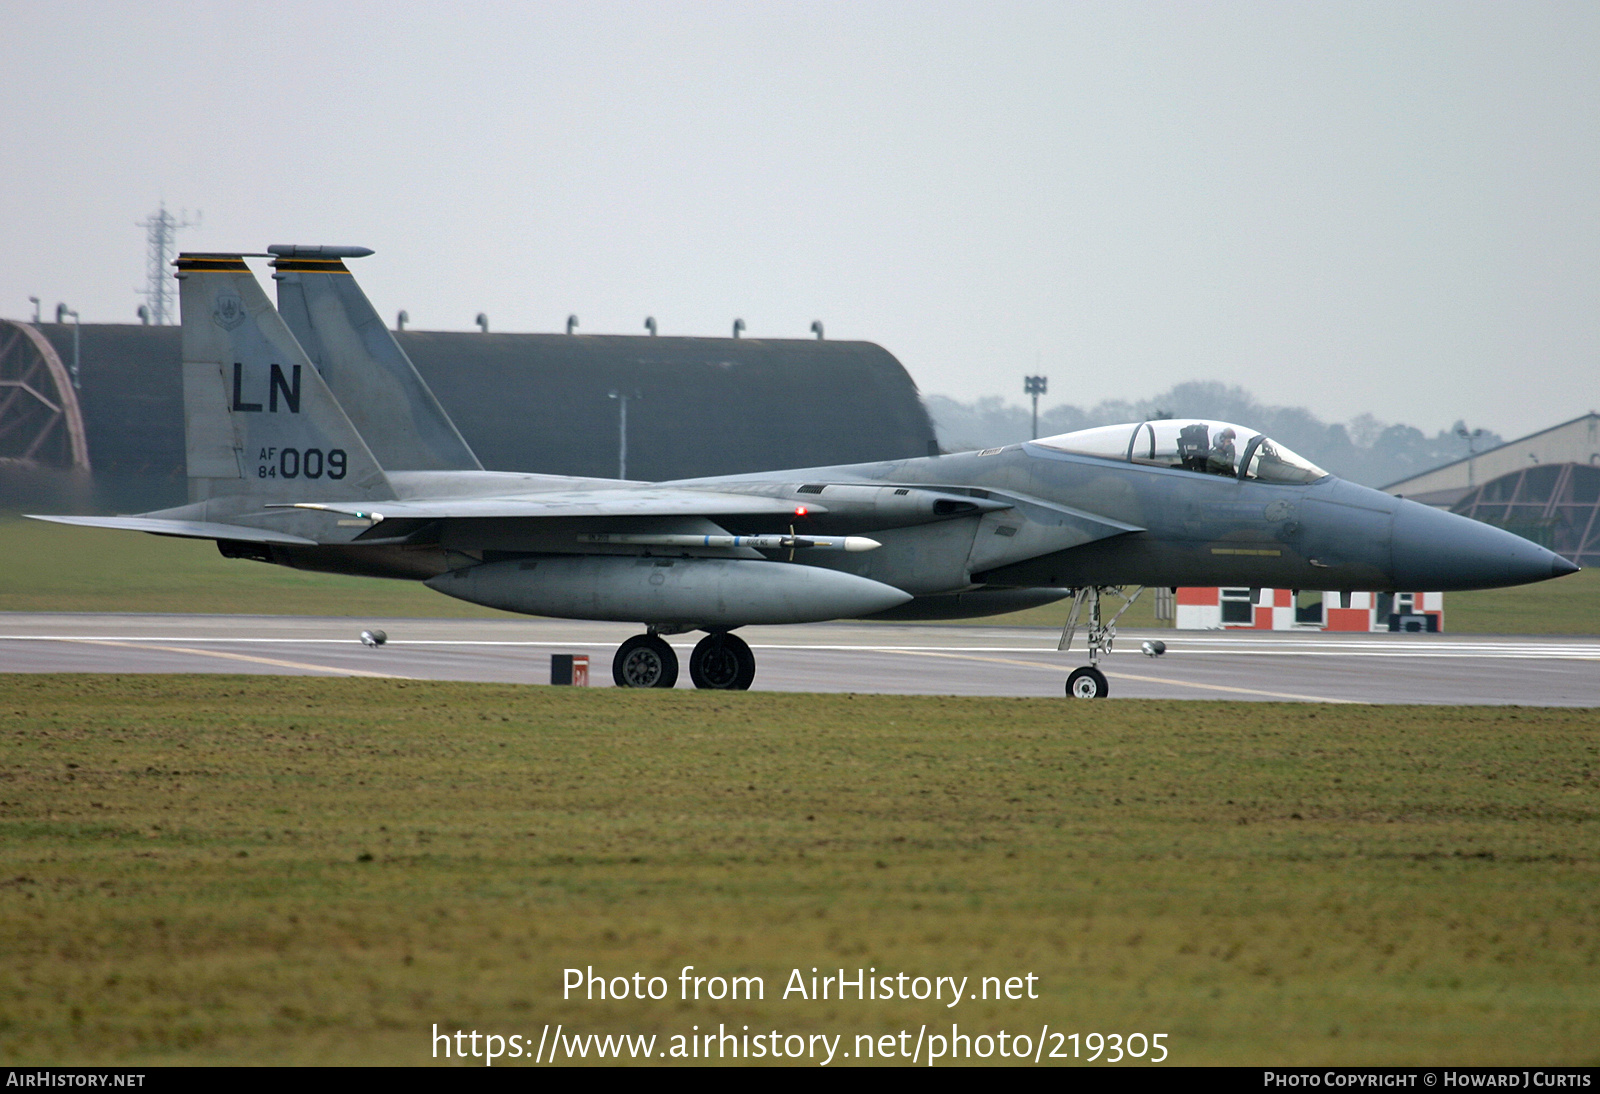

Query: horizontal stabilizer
26;514;318;545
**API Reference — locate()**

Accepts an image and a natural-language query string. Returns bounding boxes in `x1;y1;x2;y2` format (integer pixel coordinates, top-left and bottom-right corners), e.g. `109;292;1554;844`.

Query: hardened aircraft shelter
0;320;937;512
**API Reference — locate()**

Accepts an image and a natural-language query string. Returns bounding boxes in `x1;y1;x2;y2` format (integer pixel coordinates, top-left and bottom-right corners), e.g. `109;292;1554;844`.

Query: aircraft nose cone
1391;501;1575;591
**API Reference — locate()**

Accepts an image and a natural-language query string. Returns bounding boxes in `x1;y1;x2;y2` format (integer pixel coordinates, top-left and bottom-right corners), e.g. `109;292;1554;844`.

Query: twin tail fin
270;244;482;472
176;254;392;506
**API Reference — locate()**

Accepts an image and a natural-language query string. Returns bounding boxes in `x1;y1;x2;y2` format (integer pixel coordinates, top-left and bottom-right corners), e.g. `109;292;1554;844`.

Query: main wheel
689;632;756;690
1065;666;1109;699
612;635;679;688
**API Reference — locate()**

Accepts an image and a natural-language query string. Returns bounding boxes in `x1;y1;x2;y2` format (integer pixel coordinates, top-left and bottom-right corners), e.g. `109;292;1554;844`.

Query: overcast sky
3;1;1595;439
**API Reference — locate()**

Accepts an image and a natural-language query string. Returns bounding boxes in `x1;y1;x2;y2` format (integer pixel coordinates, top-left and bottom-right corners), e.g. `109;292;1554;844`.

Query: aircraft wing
278;487;825;528
26;515;319;545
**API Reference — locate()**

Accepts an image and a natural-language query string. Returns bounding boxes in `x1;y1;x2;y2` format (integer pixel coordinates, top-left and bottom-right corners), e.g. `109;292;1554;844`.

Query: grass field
1;676;1596;1066
0;513;510;619
3;514;1595;633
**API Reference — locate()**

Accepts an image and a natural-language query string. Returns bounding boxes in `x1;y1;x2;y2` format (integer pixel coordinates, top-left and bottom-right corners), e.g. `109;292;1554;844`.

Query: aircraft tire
613;635;679;688
689;632;756;690
1065;666;1109;699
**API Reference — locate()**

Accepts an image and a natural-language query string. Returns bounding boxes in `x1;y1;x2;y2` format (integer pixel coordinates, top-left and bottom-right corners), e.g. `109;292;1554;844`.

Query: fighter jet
32;248;1580;697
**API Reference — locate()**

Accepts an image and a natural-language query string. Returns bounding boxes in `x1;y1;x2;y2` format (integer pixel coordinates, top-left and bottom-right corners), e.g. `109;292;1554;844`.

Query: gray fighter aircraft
32;248;1579;697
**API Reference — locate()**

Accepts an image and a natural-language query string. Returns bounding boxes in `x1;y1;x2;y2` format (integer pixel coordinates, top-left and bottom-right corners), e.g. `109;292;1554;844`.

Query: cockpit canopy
1031;420;1329;485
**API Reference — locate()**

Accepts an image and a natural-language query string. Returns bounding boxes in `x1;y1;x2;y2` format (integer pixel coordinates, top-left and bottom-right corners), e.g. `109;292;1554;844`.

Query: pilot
1207;428;1237;475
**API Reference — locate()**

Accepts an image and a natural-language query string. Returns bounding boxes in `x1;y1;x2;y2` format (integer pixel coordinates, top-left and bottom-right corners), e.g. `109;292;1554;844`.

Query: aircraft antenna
136;202;200;325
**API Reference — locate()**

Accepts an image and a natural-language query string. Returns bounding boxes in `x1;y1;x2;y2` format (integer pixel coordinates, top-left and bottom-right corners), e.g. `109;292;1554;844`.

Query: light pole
1456;425;1486;488
609;390;639;479
1024;375;1048;439
57;303;80;388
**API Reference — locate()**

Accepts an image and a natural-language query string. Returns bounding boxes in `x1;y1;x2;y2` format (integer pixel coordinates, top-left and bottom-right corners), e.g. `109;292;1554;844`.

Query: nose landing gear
1059;585;1143;699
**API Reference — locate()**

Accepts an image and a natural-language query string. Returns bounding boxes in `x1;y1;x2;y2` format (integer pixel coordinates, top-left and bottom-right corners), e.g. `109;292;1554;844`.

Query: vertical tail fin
270;245;482;471
176;253;392;505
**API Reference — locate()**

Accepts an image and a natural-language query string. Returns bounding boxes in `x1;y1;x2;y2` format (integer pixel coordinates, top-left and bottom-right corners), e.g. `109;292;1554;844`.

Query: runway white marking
3;634;1596;661
843;645;1359;703
3;617;1596;704
67;639;413;680
1103;669;1362;703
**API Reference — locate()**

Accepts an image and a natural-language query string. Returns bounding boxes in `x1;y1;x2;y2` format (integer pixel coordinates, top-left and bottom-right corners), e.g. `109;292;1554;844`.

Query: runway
1;613;1597;705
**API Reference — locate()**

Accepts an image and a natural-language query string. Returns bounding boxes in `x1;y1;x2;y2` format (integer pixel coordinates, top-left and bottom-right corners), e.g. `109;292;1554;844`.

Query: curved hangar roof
1451;462;1600;568
398;331;936;480
27;324;938;505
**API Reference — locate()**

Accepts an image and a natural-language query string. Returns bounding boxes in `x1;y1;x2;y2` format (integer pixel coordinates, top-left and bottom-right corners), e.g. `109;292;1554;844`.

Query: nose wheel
689;632;756;690
612;634;679;688
1059;586;1143;699
1066;666;1109;699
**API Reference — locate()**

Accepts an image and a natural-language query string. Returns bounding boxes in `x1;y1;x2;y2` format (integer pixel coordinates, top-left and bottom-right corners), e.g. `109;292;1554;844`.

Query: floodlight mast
1024;374;1048;439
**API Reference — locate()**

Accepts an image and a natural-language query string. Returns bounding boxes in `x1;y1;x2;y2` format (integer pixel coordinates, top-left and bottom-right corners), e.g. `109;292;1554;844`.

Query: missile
426;555;911;625
575;533;880;552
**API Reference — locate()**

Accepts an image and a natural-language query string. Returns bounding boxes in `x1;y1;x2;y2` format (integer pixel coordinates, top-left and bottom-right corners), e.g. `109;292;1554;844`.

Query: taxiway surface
2;613;1597;705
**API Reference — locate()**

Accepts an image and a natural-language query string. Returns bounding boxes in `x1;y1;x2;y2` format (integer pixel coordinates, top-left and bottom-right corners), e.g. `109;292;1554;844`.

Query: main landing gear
688;632;756;690
1058;586;1143;699
611;629;756;690
612;634;678;688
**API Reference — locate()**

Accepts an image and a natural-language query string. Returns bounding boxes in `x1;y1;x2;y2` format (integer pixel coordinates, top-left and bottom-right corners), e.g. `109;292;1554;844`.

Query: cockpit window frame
1029;418;1330;486
1125;422;1155;463
1235;434;1265;481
